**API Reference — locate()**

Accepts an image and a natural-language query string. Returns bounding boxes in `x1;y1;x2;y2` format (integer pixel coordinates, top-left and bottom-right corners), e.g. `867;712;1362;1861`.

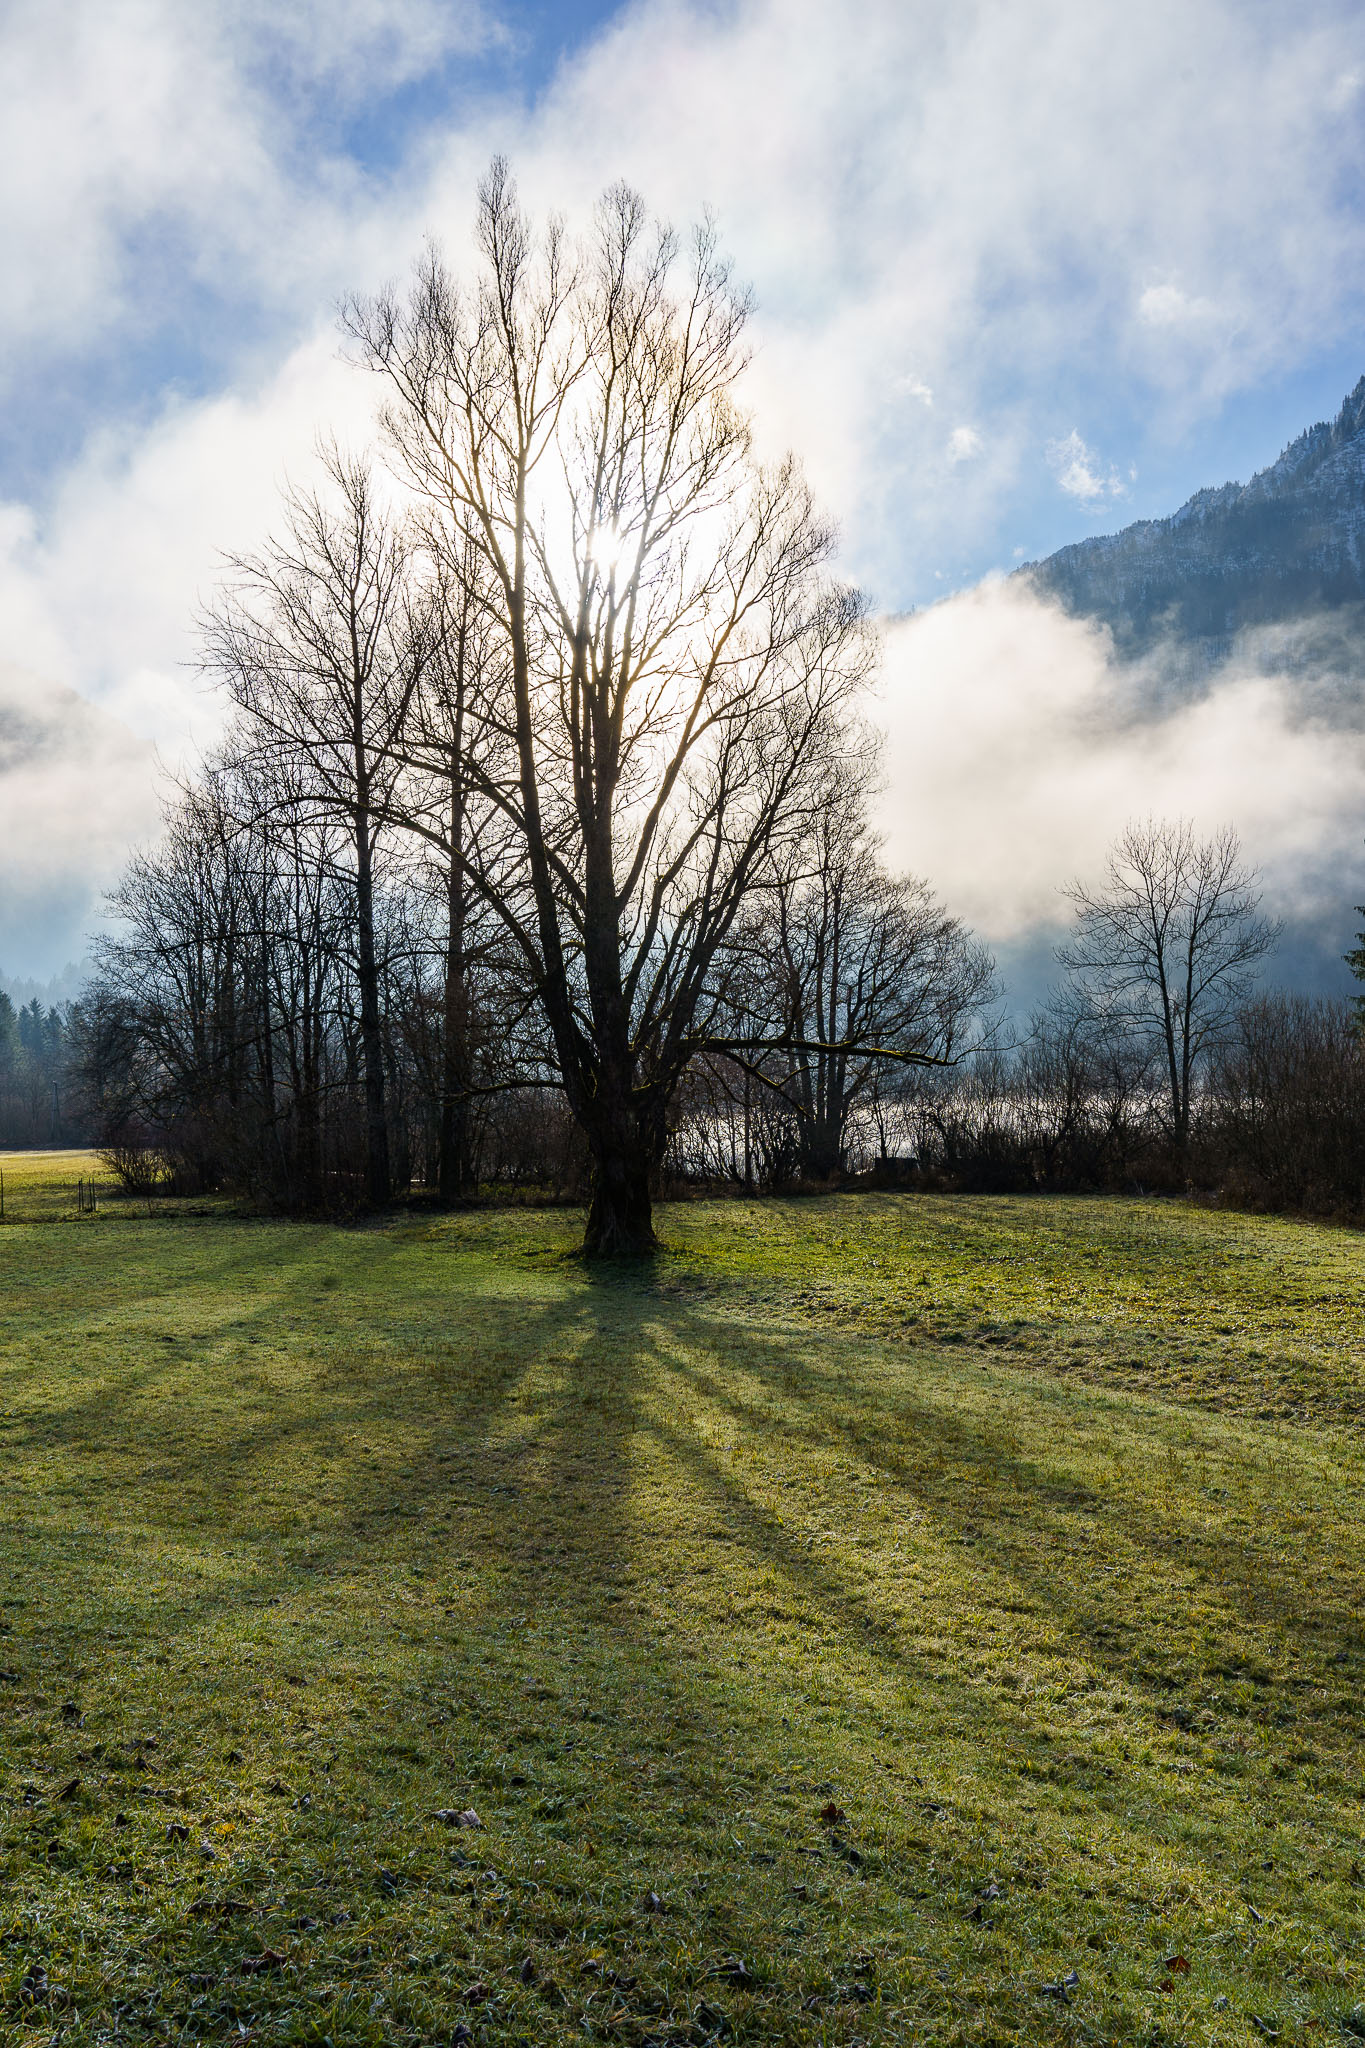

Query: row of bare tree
799;820;1365;1219
883;990;1365;1219
79;162;998;1246
76;765;1365;1222
75;166;1357;1237
79;696;994;1217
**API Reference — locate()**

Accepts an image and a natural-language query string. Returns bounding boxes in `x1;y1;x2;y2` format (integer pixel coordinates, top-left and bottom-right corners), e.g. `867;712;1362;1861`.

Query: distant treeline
873;992;1365;1222
66;940;1365;1226
72;752;992;1213
0;995;83;1149
15;884;1364;1225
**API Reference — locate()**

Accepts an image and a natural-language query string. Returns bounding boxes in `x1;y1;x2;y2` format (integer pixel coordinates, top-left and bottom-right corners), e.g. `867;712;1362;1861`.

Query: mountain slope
1023;377;1365;662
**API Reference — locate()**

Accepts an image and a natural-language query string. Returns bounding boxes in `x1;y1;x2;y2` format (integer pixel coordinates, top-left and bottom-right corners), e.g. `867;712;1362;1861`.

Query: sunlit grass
0;1149;104;1221
0;1183;1362;2044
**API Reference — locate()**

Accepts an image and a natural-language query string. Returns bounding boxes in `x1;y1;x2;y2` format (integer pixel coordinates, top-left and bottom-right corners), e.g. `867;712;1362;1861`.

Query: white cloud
872;579;1365;942
0;333;377;752
1137;282;1218;330
1046;429;1126;504
4;0;1362;555
0;332;386;972
240;0;502;96
0;664;159;977
465;0;1365;583
3;0;1365;975
0;0;490;363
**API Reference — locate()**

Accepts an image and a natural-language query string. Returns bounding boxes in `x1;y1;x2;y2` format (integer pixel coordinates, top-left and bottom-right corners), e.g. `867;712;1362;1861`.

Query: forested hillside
1025;375;1365;665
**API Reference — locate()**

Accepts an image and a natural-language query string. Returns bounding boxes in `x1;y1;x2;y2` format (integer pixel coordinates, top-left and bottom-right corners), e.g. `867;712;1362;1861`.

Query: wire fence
0;1170;113;1222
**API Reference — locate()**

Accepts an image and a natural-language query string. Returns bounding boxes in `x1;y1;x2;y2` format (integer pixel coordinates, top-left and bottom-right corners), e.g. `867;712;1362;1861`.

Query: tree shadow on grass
8;1231;1362;1703
669;1307;1363;1648
9;1237;1362;1722
3;1236;1364;2042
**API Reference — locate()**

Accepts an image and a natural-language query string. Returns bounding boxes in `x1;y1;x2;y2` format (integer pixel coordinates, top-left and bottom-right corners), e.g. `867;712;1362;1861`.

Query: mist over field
0;664;155;984
875;582;1365;1009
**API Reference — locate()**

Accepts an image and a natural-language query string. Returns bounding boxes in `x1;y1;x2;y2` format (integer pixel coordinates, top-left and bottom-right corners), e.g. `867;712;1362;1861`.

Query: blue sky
0;0;628;499
3;0;1365;984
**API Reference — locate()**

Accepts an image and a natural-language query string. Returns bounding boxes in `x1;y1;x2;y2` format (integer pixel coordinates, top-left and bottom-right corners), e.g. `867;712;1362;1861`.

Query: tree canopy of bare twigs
200;446;435;1206
719;760;996;1176
79;162;998;1243
345;161;895;1252
1058;817;1280;1153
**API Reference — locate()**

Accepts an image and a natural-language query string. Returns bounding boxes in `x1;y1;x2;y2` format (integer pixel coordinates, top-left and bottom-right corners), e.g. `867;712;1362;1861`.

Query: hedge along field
1;1183;1363;2045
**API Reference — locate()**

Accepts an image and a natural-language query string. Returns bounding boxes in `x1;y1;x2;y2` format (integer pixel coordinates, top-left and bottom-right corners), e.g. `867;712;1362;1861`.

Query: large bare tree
1059;817;1279;1154
347;163;876;1252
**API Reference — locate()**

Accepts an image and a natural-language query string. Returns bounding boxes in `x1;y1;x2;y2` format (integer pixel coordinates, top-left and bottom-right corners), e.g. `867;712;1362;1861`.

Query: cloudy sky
4;0;1365;989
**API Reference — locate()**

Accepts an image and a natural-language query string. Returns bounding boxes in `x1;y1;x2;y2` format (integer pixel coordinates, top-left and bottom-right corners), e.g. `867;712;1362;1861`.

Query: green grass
0;1150;105;1222
2;1179;1364;2045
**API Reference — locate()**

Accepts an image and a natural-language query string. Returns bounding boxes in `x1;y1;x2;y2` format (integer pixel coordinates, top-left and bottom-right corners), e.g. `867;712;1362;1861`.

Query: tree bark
580;1074;661;1256
353;817;390;1207
438;871;470;1202
583;1144;658;1256
801;1115;844;1180
437;663;471;1205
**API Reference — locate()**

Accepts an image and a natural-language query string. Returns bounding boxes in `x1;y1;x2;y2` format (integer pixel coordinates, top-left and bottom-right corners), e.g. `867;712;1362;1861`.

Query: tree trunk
437;1048;469;1202
801;1117;844;1180
296;961;324;1208
581;1073;661;1257
438;758;470;1205
354;818;390;1208
583;1142;658;1257
297;1084;321;1208
742;1067;753;1191
437;941;470;1204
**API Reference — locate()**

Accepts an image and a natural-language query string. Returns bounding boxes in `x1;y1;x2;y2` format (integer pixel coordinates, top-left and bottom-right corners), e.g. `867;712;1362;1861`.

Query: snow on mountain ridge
1022;375;1365;666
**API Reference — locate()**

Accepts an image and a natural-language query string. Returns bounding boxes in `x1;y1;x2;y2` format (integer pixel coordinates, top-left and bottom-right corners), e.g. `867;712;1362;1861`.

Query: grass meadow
0;1152;106;1222
1;1157;1364;2044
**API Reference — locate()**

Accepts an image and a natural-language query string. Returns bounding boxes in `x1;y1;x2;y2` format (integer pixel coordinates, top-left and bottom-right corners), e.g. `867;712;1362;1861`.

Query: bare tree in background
1058;818;1279;1156
727;760;996;1176
392;527;535;1199
347;163;877;1253
201;447;433;1207
87;773;255;1185
85;758;364;1204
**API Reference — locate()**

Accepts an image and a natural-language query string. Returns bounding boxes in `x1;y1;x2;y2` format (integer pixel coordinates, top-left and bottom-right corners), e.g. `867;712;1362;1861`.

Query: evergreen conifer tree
1344;908;1365;1022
